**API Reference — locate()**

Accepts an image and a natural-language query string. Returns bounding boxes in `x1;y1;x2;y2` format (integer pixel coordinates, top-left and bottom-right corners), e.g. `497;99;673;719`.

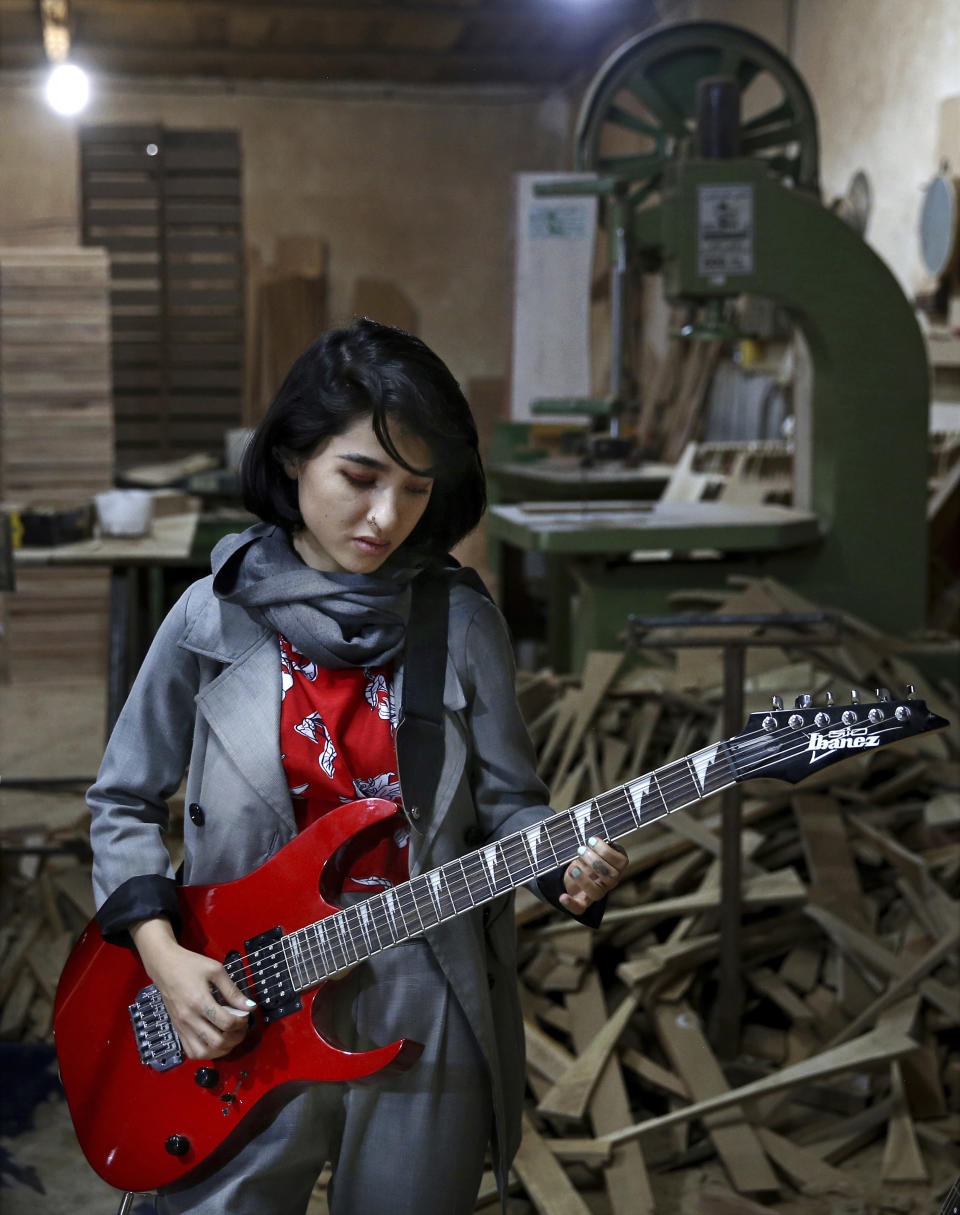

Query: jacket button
188;803;205;826
408;805;420;821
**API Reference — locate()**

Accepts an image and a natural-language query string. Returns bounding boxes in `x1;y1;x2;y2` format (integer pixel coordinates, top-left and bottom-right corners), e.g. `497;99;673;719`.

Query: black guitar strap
396;562;491;834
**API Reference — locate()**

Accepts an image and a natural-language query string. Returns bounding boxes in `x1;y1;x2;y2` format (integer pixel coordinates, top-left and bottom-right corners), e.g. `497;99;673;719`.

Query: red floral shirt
278;633;409;893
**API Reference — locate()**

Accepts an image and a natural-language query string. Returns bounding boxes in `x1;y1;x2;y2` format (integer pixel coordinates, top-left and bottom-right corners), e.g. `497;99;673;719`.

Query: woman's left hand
559;837;628;915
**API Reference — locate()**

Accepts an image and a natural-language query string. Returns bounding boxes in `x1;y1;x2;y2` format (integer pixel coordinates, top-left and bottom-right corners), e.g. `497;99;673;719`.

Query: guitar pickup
129;984;183;1071
244;927;301;1025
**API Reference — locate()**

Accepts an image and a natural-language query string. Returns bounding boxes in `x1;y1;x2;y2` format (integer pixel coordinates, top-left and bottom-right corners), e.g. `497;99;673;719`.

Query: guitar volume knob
165;1134;191;1157
195;1066;220;1089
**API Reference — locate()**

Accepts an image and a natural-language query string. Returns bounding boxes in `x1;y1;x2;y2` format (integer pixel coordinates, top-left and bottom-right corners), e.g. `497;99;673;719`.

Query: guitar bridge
129;984;183;1071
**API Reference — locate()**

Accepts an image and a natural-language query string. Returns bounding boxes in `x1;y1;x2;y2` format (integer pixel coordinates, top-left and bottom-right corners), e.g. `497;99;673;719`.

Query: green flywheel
575;21;821;206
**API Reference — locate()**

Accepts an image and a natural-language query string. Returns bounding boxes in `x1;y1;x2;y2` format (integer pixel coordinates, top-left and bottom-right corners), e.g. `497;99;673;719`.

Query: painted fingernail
571;866;582;878
577;845;586;856
245;998;256;1008
588;836;598;847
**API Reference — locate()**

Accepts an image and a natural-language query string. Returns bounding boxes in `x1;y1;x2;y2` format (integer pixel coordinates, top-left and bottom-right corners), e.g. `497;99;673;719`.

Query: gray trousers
154;940;492;1215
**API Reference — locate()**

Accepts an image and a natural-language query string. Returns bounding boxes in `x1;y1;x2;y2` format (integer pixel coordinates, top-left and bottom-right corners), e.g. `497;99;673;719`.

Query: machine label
698;184;754;275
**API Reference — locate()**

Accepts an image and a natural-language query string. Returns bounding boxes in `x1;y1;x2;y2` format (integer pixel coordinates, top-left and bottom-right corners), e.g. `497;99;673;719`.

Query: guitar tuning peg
825;690;834;706
906;684;916;699
771;695;783;711
850;689;860;703
876;688;891;701
795;693;813;709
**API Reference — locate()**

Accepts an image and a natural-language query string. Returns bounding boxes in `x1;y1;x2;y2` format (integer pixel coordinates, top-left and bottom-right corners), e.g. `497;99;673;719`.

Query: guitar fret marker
693;744;719;793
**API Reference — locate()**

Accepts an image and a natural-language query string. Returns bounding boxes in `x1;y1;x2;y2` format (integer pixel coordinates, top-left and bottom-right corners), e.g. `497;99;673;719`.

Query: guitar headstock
733;688;950;785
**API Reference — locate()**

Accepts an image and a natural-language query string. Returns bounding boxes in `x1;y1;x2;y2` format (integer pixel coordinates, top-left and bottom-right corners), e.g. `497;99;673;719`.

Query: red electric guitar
54;692;947;1193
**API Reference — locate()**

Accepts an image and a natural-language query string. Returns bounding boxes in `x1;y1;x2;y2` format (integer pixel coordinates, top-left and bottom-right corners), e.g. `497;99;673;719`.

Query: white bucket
94;489;155;537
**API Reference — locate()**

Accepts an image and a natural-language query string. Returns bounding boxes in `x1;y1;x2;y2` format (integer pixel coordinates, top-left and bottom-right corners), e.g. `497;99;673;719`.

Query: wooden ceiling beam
99;0;635;15
0;37;587;78
0;0;640;18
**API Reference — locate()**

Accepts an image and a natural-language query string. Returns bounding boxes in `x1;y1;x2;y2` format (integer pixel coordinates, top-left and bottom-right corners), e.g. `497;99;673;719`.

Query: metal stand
629;609;844;1059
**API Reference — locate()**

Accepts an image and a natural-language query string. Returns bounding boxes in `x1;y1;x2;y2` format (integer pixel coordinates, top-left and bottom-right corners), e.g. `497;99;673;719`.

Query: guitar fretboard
279;739;740;989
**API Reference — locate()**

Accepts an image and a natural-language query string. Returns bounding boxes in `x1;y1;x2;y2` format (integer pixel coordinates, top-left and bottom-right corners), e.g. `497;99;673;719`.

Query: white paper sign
509;173;598;423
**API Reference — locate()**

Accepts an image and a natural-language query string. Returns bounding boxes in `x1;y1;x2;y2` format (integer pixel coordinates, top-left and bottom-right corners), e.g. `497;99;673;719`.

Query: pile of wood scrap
0;784;185;1047
0;796;96;1044
502;577;959;1213
1;574;957;1214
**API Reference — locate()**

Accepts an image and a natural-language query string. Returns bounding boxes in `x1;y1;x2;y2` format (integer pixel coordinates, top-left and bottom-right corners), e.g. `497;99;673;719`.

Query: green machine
487;22;930;669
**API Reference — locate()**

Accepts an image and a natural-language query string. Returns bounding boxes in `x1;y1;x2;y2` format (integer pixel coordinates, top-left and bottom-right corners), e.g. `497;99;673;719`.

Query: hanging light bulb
45;62;90;115
40;0;90;115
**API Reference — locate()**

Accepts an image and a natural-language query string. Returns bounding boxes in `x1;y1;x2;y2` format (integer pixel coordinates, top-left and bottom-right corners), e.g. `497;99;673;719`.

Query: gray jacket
88;572;571;1184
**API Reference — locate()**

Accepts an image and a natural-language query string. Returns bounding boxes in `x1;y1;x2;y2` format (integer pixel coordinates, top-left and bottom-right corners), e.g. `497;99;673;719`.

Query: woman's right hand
130;918;256;1060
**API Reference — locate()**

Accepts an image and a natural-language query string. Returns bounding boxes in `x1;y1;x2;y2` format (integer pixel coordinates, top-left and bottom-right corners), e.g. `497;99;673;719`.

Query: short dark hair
240;318;486;556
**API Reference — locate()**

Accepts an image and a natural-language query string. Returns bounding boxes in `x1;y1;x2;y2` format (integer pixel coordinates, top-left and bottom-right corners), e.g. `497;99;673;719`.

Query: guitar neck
273;689;947;992
281;735;740;991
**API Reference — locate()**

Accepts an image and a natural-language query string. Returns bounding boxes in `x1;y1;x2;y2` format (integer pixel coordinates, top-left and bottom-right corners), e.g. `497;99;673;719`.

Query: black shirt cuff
536;866;605;928
96;874;181;947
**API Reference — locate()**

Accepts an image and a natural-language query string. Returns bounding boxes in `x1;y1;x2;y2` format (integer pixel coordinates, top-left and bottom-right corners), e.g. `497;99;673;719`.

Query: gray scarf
211;523;425;669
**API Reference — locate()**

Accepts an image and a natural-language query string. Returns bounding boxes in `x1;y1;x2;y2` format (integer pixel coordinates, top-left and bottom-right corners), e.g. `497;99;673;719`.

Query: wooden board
565;974;654;1215
652;1002;780;1200
598;1025;918;1153
513;1112;593;1215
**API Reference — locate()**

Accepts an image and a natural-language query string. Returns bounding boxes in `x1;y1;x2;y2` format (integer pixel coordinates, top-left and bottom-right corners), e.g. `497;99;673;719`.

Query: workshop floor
1;679;955;1214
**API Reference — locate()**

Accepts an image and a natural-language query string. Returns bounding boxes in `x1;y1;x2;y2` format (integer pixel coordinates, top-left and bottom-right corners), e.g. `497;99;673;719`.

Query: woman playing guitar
85;319;627;1214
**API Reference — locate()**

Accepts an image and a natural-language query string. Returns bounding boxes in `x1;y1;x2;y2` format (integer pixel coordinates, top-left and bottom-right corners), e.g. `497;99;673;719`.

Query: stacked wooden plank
0;247;114;681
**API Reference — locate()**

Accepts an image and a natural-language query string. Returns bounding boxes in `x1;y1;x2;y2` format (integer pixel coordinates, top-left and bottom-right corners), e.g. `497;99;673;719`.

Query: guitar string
220;724;766;989
221;712;913;991
218;712;911;991
239;718;916;998
288;711;908;974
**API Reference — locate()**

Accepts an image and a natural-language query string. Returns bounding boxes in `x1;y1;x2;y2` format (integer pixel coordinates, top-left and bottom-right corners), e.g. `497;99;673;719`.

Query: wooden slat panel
165;263;242;283
83;208;161;227
168;315;242;335
167;233;243;254
167;395;246;414
164;146;242;172
167;344;241;364
84;179;161;200
79;125;243;462
164;176;242;199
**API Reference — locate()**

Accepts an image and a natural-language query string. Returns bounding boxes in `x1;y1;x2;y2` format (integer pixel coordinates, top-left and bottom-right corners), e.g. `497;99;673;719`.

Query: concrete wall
0;75;571;404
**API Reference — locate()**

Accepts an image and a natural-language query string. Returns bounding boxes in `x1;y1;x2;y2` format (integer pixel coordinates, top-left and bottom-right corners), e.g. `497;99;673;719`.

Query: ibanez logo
807;724;880;764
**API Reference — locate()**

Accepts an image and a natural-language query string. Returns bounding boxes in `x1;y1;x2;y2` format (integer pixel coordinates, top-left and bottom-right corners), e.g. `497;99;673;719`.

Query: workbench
15;511;200;734
487;499;822;671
